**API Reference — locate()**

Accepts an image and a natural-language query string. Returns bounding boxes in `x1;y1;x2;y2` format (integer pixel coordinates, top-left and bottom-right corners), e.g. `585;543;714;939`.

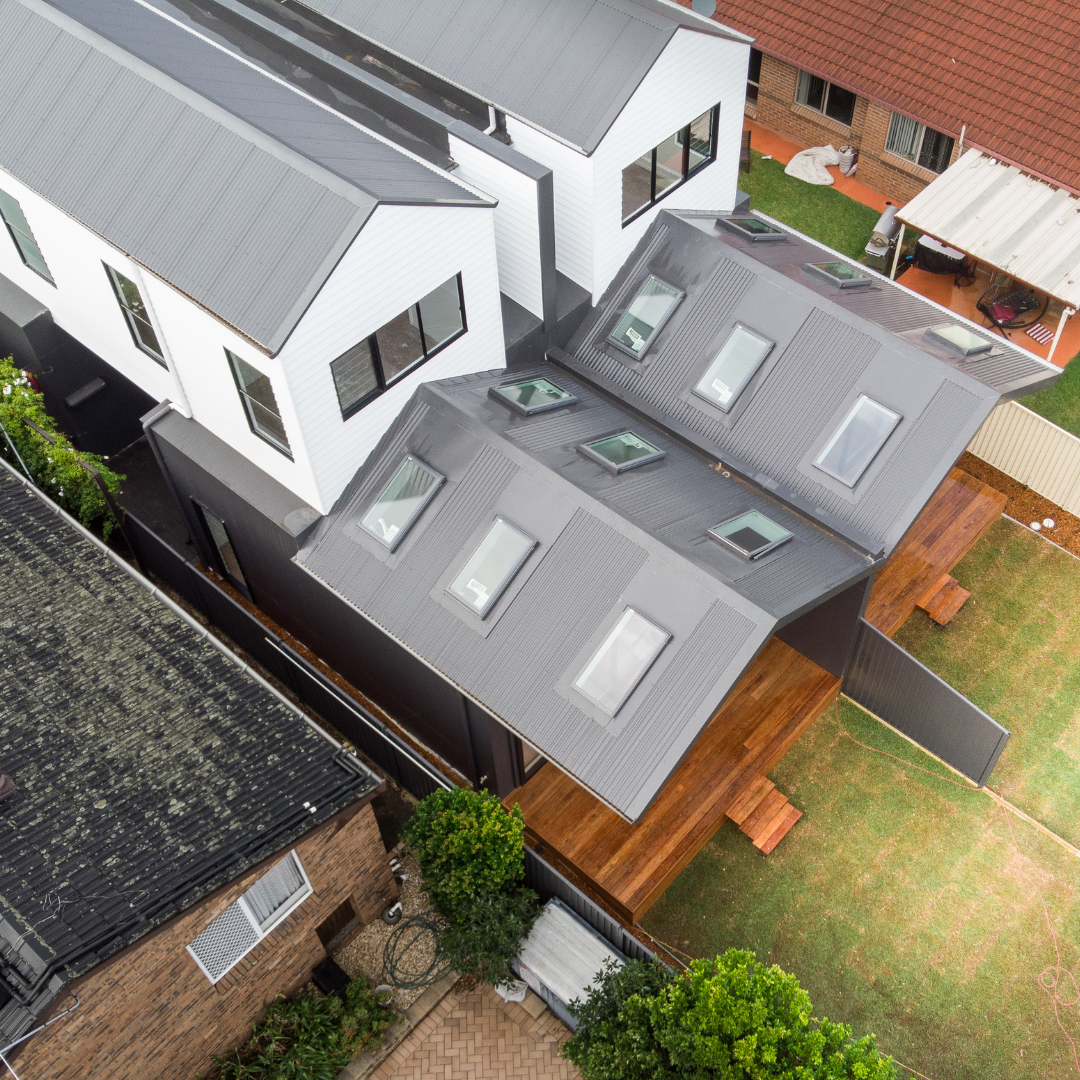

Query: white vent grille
188;901;259;983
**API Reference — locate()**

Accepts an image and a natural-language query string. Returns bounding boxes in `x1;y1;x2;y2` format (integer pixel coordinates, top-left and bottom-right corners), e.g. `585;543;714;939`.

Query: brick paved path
370;984;581;1079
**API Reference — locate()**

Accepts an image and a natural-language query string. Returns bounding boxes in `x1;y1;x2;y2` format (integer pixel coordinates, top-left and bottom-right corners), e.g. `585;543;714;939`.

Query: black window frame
226;349;293;459
104;263;166;366
795;70;856;127
621;104;721;227
0;189;54;285
333;273;467;421
192;500;251;598
746;48;763;108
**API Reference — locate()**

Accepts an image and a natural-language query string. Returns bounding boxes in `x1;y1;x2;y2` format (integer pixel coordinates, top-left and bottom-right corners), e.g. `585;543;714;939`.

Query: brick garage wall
12;801;397;1080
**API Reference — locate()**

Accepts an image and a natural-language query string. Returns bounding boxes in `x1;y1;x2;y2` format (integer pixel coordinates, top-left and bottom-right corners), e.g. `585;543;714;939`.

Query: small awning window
447;517;537;617
489;377;577;416
814;395;901;487
804;260;873;289
709;511;793;559
924;324;993;357
692;324;774;411
719;216;786;242
574;608;670;716
608;275;683;358
579;431;665;473
359;454;443;550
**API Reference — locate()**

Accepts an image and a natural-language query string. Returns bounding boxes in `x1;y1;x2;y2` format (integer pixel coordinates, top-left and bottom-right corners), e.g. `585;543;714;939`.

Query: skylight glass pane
692;324;774;411
709;511;793;559
360;455;443;550
719;216;786;242
814;395;902;487
580;431;665;473
924;324;993;357
574;608;670;716
489;377;577;416
447;517;536;618
608;276;682;357
804;261;873;289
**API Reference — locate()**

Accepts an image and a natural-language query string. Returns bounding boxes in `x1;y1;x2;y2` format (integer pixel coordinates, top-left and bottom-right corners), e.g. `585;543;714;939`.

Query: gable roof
712;0;1080;194
0;0;487;354
0;465;378;1042
298;0;749;153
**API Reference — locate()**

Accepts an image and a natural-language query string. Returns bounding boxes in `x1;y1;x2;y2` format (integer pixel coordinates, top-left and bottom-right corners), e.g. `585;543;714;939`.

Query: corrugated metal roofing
898;150;1080;309
299;0;749;153
299;365;870;821
0;0;484;353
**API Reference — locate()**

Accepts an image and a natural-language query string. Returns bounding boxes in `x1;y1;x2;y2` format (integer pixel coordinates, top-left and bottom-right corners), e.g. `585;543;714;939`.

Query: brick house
0;464;396;1080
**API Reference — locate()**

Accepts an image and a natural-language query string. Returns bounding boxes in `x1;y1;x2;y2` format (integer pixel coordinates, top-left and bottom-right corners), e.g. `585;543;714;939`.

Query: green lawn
1021;352;1080;437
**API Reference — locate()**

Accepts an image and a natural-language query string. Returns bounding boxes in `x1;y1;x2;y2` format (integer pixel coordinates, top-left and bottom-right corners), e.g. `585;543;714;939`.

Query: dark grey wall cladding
843;619;1009;787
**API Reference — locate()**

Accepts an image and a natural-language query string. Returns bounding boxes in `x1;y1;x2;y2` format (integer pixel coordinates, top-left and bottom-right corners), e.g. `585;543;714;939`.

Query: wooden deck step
725;776;775;826
728;780;803;855
916;574;971;626
757;805;802;855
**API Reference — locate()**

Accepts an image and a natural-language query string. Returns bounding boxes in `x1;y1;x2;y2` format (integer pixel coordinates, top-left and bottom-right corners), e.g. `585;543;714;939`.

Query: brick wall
12;801;397;1080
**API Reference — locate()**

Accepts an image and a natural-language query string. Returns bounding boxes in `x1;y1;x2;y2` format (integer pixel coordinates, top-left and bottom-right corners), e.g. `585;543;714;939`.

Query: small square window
814;394;902;487
359;454;443;551
692;324;774;412
708;511;793;559
804;261;873;289
608;276;683;358
924;324;993;357
574;608;670;716
489;377;578;416
579;431;665;474
718;217;787;242
447;517;537;618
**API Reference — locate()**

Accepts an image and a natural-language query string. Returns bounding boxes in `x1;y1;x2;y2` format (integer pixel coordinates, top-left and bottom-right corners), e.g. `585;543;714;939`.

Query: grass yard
1022;353;1080;438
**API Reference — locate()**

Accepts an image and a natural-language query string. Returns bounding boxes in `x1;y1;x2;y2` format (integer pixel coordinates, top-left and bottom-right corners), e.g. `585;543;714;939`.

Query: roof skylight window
814;394;902;487
579;431;665;473
489;377;578;416
692;324;774;411
709;511;793;559
924;324;993;357
804;260;873;289
719;216;786;242
447;517;537;618
359;454;443;551
574;608;670;716
608;275;683;358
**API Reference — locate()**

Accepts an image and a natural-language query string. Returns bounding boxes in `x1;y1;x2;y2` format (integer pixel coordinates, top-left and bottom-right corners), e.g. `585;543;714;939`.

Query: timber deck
506;638;840;924
864;467;1005;638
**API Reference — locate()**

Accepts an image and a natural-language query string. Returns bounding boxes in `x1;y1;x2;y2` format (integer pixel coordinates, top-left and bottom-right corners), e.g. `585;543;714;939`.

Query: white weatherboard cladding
448;134;544;318
278;203;504;509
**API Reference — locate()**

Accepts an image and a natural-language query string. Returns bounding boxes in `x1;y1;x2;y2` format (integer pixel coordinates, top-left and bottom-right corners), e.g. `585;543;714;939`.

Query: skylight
692;324;774;411
579;431;665;473
447;517;537;618
804;261;873;289
709;511;793;559
359;454;443;551
718;216;787;242
489;377;578;416
574;608;670;716
814;395;902;487
924;324;993;357
608;275;683;358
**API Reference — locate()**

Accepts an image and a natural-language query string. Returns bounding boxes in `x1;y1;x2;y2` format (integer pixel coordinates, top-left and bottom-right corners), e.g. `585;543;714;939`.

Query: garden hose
382;913;452;990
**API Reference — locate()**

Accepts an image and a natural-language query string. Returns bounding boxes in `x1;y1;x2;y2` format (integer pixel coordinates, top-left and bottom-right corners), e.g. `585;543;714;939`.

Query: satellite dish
691;0;716;13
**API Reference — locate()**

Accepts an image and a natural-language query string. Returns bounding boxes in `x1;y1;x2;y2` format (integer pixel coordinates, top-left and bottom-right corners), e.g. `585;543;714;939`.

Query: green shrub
0;356;123;536
435;888;538;987
563;950;896;1080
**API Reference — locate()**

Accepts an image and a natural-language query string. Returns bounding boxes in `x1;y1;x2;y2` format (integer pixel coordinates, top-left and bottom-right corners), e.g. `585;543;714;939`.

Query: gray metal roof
298;364;870;821
562;210;1035;557
0;0;485;354
298;0;749;153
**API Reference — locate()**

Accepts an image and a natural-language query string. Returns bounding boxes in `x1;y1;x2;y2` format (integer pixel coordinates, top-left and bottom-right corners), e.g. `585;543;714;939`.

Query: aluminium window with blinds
884;112;955;174
187;852;311;984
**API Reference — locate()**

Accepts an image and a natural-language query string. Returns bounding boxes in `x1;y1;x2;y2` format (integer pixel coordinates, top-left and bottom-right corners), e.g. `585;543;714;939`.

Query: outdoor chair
975;274;1047;336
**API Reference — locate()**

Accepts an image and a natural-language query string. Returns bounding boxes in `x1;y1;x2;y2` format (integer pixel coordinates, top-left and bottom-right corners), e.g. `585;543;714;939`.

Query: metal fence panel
843;619;1009;786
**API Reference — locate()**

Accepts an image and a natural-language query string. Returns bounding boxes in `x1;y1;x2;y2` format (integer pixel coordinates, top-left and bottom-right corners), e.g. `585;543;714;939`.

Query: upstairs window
105;265;164;364
0;189;53;284
227;351;292;457
574;608;670;716
814;394;901;487
360;454;443;551
795;70;856;127
746;48;762;107
885;113;955;174
332;274;466;420
608;275;683;358
622;105;720;224
579;431;665;474
489;377;577;416
447;517;536;618
692;324;774;412
709;511;792;560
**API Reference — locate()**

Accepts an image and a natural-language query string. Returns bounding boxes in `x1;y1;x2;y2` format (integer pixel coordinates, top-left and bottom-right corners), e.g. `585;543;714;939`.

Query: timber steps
916;573;971;626
726;776;802;855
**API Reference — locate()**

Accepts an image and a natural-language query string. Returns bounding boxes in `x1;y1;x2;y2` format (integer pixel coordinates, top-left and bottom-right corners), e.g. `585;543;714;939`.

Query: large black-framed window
795;70;856;127
331;273;466;420
104;263;165;365
226;350;293;458
746;48;763;108
0;189;54;284
193;501;251;598
622;104;720;226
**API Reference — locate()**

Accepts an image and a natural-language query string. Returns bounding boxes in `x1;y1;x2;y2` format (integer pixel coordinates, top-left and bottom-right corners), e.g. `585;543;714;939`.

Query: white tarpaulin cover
785;144;841;185
899;149;1080;308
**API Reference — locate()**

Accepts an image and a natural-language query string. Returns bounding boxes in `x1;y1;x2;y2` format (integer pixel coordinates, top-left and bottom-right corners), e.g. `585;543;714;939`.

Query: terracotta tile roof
711;0;1080;193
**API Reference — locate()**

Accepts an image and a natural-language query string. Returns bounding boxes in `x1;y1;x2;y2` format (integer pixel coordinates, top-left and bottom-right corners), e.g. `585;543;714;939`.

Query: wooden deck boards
864;467;1005;638
506;638;840;923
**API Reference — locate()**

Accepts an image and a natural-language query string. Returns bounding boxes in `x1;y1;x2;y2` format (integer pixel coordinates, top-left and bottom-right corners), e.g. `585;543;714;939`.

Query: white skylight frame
803;260;874;289
573;608;671;717
359;454;444;551
607;275;684;359
488;377;579;416
446;516;537;618
708;510;793;560
578;431;666;474
692;323;775;412
813;394;902;487
924;324;994;358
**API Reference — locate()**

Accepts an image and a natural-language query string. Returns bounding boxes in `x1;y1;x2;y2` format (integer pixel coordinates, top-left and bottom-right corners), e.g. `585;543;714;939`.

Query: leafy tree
435;888;538;987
